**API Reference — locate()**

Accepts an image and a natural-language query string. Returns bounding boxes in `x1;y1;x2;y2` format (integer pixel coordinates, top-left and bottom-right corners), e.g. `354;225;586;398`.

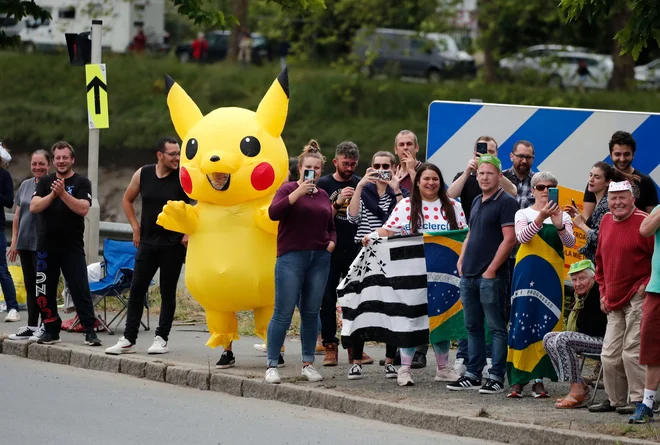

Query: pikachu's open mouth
207;173;231;191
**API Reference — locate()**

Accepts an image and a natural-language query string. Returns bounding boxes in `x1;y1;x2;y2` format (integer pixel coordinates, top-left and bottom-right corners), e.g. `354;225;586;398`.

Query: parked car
499;45;613;89
175;30;270;65
352;27;476;82
635;58;660;89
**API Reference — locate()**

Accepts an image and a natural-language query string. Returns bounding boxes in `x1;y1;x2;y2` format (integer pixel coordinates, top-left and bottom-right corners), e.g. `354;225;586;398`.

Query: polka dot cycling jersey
383;198;467;235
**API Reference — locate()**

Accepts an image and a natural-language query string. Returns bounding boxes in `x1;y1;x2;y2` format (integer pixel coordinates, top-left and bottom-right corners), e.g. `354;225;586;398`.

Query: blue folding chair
86;238;150;335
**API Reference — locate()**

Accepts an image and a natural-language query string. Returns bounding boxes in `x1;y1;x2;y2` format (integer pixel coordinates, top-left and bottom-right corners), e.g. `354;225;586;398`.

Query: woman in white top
507;171;575;399
363;163;467;386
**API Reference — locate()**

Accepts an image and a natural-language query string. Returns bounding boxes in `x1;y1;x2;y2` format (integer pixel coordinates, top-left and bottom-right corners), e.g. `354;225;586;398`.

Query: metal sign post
84;19;103;263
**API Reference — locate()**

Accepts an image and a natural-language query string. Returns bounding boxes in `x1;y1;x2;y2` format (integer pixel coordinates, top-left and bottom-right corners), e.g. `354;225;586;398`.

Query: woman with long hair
362;162;467;386
265;140;336;384
7;149;51;336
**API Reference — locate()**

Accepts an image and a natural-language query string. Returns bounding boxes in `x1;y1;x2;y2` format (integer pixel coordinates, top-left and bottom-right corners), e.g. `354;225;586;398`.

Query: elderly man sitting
543;260;607;408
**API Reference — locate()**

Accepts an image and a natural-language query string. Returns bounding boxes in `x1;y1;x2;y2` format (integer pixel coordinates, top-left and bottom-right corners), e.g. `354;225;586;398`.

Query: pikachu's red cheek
180;167;193;194
251;162;275;191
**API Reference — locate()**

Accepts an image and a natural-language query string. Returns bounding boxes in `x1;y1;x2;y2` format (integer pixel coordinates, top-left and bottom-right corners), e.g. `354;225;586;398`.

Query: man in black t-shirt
105;137;190;357
30;141;101;346
582;131;659;218
317;141;374;366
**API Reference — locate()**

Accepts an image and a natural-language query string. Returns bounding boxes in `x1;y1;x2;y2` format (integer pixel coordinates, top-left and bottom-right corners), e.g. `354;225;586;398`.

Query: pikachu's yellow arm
156;200;199;235
254;204;278;236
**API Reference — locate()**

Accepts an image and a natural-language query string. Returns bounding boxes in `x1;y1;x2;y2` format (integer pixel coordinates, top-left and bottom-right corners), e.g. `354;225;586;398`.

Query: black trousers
18;250;39;327
123;242;186;344
321;244;359;346
36;250;96;334
351;338;397;361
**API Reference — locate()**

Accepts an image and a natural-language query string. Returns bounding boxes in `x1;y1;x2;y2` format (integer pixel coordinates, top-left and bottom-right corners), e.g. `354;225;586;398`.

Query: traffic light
65;32;91;66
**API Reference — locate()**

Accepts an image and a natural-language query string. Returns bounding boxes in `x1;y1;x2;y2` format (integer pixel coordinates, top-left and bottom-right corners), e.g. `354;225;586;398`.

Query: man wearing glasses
503;140;536;209
106;137;191;356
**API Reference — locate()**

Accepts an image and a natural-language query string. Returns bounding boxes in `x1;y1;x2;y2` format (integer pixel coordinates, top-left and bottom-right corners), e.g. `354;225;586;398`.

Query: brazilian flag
507;224;564;385
425;229;469;344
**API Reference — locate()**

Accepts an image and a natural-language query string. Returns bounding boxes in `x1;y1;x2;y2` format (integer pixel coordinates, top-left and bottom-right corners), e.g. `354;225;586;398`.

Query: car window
410;38;426;53
251;35;265;47
375;33;407;53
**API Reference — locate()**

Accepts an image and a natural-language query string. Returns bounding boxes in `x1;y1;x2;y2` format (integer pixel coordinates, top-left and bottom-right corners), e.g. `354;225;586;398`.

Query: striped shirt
514;207;576;247
347;194;394;244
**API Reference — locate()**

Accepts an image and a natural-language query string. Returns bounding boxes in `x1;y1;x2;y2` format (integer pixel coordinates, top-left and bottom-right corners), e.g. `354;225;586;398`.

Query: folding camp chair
69;238;150;335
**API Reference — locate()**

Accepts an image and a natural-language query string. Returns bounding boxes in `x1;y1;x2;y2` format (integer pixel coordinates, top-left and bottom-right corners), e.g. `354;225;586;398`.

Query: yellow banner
557;185;586;279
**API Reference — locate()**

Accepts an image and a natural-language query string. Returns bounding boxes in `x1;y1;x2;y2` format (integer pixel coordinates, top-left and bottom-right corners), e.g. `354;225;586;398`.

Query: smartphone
379;170;391;181
303;169;315;183
571;198;577;208
548;187;559;205
476;141;488;155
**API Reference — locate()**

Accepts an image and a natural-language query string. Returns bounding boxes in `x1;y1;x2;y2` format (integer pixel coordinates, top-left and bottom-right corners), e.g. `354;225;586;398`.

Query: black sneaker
589;399;616;413
411;351;427;369
216;350;235;369
446;375;481;391
37;331;61;345
348;363;364;380
8;326;35;340
278;353;286;368
84;331;102;346
479;378;505;394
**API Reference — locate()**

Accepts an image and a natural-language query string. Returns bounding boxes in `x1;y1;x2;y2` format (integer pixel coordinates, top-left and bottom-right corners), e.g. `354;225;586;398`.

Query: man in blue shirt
447;154;518;395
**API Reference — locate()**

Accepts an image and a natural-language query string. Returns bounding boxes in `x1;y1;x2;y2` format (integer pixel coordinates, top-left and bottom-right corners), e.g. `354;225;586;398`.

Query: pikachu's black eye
240;136;261;157
186;138;198;160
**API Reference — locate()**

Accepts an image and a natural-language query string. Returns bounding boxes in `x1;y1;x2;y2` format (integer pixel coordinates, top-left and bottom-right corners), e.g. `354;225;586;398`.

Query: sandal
555;391;590;409
532;381;549;398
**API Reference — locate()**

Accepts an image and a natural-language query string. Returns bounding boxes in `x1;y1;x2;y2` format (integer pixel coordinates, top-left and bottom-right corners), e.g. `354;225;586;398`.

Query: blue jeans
460;271;508;382
0;232;17;311
456;338;492;361
267;250;331;367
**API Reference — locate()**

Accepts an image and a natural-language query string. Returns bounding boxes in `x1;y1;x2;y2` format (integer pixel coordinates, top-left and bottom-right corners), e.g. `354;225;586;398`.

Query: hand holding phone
476;142;488;155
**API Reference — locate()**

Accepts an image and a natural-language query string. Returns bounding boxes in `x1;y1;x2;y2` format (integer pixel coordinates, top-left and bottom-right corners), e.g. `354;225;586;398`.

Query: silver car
635;58;660;89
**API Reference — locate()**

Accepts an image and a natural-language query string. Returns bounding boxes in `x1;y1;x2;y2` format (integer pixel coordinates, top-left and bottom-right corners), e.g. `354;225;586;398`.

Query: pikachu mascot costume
157;69;289;357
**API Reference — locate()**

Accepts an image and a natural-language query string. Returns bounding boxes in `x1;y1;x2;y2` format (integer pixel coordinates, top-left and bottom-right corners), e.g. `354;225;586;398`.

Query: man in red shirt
590;180;653;414
191;32;208;63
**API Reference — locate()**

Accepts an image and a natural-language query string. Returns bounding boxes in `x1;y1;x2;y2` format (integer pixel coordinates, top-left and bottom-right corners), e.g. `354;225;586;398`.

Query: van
352;27;476;82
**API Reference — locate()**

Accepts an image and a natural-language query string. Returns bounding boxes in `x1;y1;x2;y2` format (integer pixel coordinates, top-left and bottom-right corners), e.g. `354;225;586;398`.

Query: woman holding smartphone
265;140;336;384
507;171;575;399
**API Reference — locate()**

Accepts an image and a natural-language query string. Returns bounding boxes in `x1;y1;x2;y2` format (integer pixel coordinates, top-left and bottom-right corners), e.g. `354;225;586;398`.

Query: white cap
608;180;632;193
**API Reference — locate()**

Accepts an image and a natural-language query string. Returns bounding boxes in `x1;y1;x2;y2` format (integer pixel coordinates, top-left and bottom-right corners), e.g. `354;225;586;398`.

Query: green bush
1;52;659;169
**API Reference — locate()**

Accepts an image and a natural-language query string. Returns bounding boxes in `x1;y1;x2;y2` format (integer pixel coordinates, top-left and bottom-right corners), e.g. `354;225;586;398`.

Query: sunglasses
373;163;390;170
534;184;555;191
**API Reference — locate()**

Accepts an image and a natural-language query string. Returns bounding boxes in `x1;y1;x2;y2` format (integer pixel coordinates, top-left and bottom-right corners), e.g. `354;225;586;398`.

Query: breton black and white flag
337;234;429;348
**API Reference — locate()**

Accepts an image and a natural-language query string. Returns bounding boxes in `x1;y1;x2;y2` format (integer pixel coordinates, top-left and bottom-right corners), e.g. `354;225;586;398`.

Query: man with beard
582;131;658;220
502;140;536;210
394;130;423;193
30;141;101;346
105;137;191;356
317;141;374;366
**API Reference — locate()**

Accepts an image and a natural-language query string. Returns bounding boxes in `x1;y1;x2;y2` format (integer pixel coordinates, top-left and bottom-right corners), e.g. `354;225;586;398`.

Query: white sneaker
454;358;467;376
265;367;281;384
302;365;323;382
253;343;267;354
29;325;45;341
482;357;492;379
147;336;169;354
397;366;414;386
435;366;462;382
105;336;136;355
4;309;20;322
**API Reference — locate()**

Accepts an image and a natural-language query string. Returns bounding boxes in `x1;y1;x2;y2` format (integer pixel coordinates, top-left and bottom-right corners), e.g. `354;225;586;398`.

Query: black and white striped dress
347;195;394;244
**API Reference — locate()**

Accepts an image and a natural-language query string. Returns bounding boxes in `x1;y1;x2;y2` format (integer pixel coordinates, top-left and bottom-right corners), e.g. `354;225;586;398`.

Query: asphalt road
2;355;505;445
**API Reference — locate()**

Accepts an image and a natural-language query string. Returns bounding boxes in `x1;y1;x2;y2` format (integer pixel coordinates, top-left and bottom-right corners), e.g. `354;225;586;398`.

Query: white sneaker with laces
397;366;414;386
454;358;467;376
482;357;492;379
253;343;267;354
105;336;136;355
4;309;20;322
435;366;462;382
147;336;169;354
302;365;323;382
265;367;281;384
29;325;45;341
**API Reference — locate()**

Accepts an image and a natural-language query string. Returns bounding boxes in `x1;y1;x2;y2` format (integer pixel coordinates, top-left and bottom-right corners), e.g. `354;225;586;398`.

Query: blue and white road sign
426;101;660;192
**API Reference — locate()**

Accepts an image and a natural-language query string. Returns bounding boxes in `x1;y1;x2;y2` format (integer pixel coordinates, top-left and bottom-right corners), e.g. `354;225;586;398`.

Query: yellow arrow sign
85;63;109;129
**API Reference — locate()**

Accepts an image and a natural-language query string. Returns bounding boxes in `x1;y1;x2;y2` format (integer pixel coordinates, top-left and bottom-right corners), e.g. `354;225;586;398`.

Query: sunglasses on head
373;163;390;170
534;184;555;191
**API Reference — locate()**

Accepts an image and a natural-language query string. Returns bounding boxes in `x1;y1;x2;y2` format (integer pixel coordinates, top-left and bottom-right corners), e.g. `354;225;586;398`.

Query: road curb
0;337;655;445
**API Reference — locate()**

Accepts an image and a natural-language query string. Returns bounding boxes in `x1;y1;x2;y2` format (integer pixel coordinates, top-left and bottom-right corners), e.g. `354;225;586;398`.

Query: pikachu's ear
255;68;289;138
164;74;204;139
